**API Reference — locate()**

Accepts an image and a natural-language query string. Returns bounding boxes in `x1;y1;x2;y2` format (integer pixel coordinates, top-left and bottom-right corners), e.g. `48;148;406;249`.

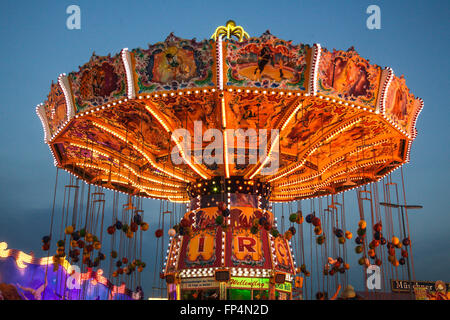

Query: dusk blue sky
0;0;449;298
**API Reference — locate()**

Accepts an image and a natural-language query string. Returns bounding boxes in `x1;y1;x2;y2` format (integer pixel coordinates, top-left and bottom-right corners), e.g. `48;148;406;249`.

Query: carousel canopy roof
36;22;423;202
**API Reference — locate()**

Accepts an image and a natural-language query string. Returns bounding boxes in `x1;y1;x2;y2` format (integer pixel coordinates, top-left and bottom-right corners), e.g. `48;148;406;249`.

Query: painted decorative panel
317;47;382;108
132;34;215;93
225;31;310;90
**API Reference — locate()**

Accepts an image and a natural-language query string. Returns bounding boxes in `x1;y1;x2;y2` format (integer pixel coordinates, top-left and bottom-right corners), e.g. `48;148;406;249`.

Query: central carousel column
162;177;296;300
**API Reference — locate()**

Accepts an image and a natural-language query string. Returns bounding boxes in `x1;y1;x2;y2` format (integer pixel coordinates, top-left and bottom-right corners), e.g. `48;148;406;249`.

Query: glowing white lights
91;120;190;183
378;67;394;115
267;117;364;183
121;48;135;99
58;74;75;121
36;103;51;143
309;43;322;96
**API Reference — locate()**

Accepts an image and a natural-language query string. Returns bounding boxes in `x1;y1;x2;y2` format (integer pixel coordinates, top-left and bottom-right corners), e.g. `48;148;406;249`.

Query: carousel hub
164;181;295;300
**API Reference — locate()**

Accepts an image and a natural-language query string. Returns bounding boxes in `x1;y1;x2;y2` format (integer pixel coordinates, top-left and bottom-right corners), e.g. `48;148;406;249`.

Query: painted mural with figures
317;47;382;108
131;34;215;93
68;53;127;112
225;31;311;90
384;75;422;136
43;82;68;137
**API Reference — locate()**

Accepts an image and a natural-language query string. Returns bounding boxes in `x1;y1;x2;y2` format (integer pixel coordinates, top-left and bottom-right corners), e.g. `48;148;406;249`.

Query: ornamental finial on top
211;20;250;42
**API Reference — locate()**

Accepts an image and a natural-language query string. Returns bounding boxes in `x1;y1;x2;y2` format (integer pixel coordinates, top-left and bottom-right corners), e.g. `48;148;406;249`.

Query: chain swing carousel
35;21;423;300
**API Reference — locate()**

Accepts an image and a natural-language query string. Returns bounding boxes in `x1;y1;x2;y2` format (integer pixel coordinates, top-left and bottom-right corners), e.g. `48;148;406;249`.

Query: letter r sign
238;237;256;253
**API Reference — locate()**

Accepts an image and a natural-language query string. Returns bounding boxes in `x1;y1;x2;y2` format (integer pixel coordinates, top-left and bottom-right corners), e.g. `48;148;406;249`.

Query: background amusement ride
0;21;425;300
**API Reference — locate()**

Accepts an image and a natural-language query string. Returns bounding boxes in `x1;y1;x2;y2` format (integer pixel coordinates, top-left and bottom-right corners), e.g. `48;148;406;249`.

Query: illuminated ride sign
229;277;292;293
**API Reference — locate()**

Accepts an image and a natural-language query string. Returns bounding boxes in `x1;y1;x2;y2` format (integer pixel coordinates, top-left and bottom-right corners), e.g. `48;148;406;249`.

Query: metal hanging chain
383;176;395;284
341;192;348;288
316;197;322;293
322;196;329;296
43;167;60;295
309;198;314;299
152;198;162;297
400;166;416;281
